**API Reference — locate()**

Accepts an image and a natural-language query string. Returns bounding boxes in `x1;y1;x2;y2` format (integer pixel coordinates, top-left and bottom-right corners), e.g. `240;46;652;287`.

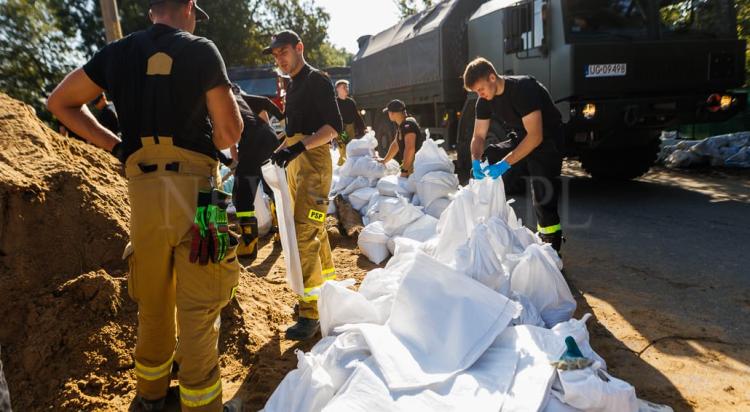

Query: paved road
510;163;750;411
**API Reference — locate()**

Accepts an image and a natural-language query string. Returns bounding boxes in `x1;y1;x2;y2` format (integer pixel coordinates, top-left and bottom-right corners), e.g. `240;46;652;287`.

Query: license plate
585;63;627;78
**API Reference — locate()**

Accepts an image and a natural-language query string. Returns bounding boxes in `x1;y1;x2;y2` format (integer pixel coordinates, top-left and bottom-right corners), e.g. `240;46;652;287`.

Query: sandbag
349;187;378;213
553;362;638;412
262;349;337;412
358;221;391;264
411;137;455;186
416;171;458;209
319;280;386;337
365;195;402;225
508;244;576;327
340;176;375;196
382;197;424;236
330;175;355;195
401;214;438;243
347;131;378;158
254;182;272;236
454;222;511;295
262;162;304;295
510;291;546;327
323;358;396;412
424;197;450;219
344;251;521;390
377;175;412;197
550;314;607;369
347;156;389;179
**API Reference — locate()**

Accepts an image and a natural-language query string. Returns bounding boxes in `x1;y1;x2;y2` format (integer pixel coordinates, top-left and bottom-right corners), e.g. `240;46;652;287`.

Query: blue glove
472;159;485;180
484;160;511;179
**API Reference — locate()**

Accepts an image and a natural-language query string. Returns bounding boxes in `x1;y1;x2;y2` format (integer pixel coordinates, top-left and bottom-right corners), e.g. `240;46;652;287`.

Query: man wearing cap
47;1;245;411
265;30;343;340
334;79;365;165
379;99;424;177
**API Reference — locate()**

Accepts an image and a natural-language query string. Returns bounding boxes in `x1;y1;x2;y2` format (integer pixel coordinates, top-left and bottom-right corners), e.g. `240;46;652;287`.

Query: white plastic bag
348;156;388;179
254;183;272;236
510;291;546;327
330;175;355;195
319;280;386;337
349;187;379;213
382;197;424;236
416;171;458;208
377;175;412;197
412;137;455;184
358;221;391;264
553;362;638;412
424;197;451;219
261;162;303;295
346;131;378;158
400;214;438;243
322;358;396;412
341;176;375;196
262;350;336;412
365;195;401;223
454;222;511;295
509;244;576;327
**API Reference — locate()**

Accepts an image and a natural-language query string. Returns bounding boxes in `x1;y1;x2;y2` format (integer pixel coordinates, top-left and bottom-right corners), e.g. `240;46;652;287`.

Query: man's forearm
402;147;415;171
382;141;398;162
470;135;485;161
504;132;542;165
302;124;338;150
55;105;120;151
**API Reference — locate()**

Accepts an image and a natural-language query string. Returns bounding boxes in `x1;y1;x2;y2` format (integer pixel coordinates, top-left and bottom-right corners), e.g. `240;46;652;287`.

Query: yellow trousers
125;137;239;412
286;134;335;319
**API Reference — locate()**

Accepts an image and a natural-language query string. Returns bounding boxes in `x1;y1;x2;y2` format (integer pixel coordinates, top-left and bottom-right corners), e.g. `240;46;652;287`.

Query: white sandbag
341;176;375;196
387;236;429;257
485;216;526;260
377;175;412;197
348;156;389;179
349;187;378;213
416;171;458;208
393;347;518;412
384;159;401;176
262;349;336;412
424;197;450;219
553;362;638;412
254;183;272;236
358;267;406;323
401;214;438;243
343;251;521;390
513;226;541;249
314;330;372;389
510;291;546;327
330;175;355;195
412;137;455;184
509;244;576;327
365;195;401;224
550;314;607;369
358;221;391;265
346;131;378;158
411;192;421;206
323;358;397;412
454;222;511;295
262;162;303;295
319;280;386;337
382;197;424;236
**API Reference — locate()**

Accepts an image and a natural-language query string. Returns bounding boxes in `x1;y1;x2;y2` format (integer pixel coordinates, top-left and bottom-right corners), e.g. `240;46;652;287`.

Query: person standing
378;99;424;177
265;30;342;341
334;79;365;165
47;1;245;410
463;57;564;252
90;93;120;135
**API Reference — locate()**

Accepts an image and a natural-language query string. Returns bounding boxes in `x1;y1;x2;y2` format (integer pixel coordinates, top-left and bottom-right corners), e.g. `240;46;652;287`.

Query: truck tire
580;138;660;180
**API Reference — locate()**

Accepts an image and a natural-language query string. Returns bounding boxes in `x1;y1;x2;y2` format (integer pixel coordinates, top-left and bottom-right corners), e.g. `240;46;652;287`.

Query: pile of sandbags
263;176;661;412
658;131;750;168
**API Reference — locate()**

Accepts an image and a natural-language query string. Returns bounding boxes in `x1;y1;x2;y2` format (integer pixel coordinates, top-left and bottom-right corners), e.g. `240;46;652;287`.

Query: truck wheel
580;138;660;180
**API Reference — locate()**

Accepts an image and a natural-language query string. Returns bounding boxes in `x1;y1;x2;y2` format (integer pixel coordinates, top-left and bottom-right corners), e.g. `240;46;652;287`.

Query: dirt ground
1;91;748;411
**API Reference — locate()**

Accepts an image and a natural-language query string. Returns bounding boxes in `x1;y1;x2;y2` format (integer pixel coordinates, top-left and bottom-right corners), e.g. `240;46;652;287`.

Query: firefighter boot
539;231;564;253
269;200;280;243
237;216;258;260
285;317;320;341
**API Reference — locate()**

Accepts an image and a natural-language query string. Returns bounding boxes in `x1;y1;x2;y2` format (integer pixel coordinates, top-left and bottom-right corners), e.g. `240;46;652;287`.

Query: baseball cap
383;99;406;113
149;0;209;22
262;30;302;55
335;79;350;87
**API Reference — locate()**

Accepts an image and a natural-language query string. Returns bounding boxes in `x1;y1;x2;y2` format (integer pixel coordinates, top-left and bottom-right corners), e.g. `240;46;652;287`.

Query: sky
315;0;402;53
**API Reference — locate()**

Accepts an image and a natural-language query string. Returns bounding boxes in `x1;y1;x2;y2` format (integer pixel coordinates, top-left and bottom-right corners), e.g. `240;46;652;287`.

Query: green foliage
393;0;434;19
736;0;750;85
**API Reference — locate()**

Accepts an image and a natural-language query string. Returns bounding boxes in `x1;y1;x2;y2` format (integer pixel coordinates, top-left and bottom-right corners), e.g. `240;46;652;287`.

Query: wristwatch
400;168;409;174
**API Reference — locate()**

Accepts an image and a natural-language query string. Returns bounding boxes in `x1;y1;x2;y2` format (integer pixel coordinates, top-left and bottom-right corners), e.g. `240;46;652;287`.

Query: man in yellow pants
265;30;342;341
334;79;365;166
47;1;245;410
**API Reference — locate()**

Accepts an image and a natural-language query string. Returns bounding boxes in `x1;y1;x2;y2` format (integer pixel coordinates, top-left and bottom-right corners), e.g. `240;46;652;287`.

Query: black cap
149;0;209;22
262;30;302;55
383;99;406;113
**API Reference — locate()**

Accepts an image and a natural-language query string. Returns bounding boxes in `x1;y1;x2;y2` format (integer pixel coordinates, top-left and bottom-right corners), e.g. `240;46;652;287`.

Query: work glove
271;141;306;168
472;159;485;180
339;130;350;145
111;141;126;163
484;160;511;179
189;190;231;265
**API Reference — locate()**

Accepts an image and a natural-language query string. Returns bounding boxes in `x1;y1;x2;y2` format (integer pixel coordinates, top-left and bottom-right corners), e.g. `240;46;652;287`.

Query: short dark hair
462;57;498;91
150;1;185;17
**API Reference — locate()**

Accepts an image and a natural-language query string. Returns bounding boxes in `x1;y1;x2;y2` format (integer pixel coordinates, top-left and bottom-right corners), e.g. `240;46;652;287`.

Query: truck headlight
582;103;596;119
720;95;734;110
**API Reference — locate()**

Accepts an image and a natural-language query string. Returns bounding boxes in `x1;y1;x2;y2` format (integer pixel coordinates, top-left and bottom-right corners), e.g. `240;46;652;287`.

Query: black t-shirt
336;97;365;135
83;23;230;160
475;76;561;142
396;117;424;161
97;102;120;135
284;64;342;136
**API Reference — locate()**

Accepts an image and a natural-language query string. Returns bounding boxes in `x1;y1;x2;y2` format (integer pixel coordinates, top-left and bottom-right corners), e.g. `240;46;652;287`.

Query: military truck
352;0;747;180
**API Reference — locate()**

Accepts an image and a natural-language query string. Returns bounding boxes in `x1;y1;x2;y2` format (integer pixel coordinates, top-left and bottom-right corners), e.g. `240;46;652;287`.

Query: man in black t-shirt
463;57;564;252
334;79;365;165
47;1;244;411
265;30;343;341
379;99;424;177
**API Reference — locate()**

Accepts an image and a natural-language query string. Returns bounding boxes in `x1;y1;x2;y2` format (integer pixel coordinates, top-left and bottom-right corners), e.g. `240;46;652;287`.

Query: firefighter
265;30;343;340
47;1;245;410
230;85;282;261
334;79;365;165
378;99;424;177
463;57;565;252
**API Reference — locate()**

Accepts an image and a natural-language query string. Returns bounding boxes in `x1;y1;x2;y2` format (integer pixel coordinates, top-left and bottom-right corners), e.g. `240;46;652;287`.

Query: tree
0;0;82;120
394;0;434;19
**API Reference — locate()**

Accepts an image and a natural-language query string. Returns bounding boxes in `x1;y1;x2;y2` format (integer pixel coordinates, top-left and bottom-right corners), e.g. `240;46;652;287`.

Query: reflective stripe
180;379;222;408
537;223;562;234
236;211;256;218
135;353;174;381
322;267;336;281
301;273;336;302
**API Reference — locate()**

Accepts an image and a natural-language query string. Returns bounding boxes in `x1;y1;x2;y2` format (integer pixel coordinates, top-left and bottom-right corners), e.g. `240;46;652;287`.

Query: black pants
233;121;278;213
484;137;562;230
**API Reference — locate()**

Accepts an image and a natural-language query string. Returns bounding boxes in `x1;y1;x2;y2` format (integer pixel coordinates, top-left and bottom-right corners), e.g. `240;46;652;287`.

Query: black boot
285;317;320;341
539;231;564;253
129;396;165;412
223;398;244;412
237;216;258;261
